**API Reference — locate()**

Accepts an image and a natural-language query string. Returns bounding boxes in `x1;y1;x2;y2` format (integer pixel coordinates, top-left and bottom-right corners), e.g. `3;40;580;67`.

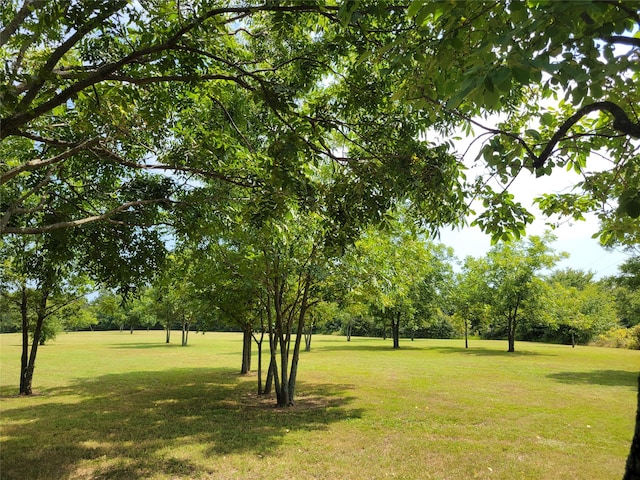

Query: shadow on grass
547;369;639;388
313;342;428;353
0;367;361;480
312;341;554;357
426;345;554;357
108;342;187;349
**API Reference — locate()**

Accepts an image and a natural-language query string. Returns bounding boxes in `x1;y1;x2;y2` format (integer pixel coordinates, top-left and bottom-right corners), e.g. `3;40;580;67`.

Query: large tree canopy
0;0;467;239
352;0;640;244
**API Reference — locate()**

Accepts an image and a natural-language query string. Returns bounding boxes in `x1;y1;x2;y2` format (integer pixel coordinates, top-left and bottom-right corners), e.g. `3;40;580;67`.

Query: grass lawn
0;331;638;479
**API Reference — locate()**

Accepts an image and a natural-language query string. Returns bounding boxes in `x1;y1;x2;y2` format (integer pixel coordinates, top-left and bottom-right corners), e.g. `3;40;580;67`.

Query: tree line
3;222;638;357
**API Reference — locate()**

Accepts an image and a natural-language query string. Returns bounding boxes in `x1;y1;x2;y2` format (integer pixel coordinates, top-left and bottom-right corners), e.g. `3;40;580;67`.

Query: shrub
590;325;640;350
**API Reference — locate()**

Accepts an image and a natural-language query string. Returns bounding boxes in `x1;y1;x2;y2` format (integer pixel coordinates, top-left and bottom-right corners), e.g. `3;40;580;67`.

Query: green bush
591;325;640;350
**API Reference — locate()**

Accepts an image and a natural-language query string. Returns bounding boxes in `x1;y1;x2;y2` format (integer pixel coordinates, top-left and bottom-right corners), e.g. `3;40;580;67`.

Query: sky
437;164;630;280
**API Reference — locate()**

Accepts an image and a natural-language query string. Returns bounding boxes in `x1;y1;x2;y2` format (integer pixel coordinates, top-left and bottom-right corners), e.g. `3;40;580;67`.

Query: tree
344;218;448;349
0;293;21;333
93;291;128;331
195;208;330;406
0;233;85;394
0;206;166;394
411;243;457;339
528;277;619;346
0;2;321;233
188;234;266;374
614;255;640;327
464;234;563;352
1;1;469;243
124;291;158;334
58;297;99;332
452;259;492;349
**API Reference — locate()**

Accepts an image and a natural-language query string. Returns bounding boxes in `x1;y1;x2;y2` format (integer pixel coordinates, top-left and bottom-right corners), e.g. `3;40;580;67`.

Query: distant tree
0;294;20;332
611;255;640;329
411;243;456;339
59;297;99;332
124;291;156;334
531;279;619;347
464;234;563;352
346;220;447;349
452;260;492;349
611;285;640;329
548;268;596;290
93;291;127;331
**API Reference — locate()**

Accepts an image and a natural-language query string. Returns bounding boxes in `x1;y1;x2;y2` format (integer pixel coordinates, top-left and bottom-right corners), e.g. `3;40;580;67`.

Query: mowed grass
0;332;638;480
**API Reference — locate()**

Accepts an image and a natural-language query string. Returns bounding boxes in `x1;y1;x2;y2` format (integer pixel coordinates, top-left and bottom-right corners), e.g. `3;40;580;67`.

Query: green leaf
540;112;554;127
407;0;423;18
511;64;530;84
626;200;640;218
525;129;542;141
484;75;495;93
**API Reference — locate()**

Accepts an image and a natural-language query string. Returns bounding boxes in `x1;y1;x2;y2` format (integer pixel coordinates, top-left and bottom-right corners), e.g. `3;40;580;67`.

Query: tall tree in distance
463;234;563;353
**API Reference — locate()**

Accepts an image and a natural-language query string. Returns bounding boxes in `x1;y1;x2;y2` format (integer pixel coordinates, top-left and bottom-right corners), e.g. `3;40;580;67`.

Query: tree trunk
288;280;310;403
507;324;515;353
264;356;275;395
21;287;49;395
263;296;275;396
255;311;267;394
304;316;313;352
257;337;263;394
277;332;290;407
19;285;29;394
130;325;133;334
165;325;171;343
623;374;640;479
268;307;283;404
181;321;189;346
241;325;252;374
464;319;469;349
346;323;352;342
392;312;400;349
507;299;520;353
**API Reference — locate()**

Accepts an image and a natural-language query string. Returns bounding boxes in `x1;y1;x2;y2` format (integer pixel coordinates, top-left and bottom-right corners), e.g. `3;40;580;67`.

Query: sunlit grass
1;331;637;479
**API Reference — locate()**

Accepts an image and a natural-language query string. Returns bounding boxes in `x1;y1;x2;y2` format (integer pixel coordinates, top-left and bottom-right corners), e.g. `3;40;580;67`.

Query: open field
0;331;638;480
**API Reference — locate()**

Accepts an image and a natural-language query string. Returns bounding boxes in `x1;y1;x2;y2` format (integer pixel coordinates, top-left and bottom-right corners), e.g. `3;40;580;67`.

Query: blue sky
437;165;630;279
438;223;628;280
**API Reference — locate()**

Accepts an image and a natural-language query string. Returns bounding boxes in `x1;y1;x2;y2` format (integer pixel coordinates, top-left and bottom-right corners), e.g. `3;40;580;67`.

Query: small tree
347;219;453;349
464;234;563;352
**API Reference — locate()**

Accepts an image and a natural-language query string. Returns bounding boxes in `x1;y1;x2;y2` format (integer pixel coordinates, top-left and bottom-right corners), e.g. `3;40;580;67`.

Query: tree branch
0;167;56;231
0;0;44;47
16;2;127;111
0;4;338;140
91;145;261;188
600;35;640;48
0;138;100;185
533;101;640;169
209;95;255;153
0;199;172;235
99;73;255;90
